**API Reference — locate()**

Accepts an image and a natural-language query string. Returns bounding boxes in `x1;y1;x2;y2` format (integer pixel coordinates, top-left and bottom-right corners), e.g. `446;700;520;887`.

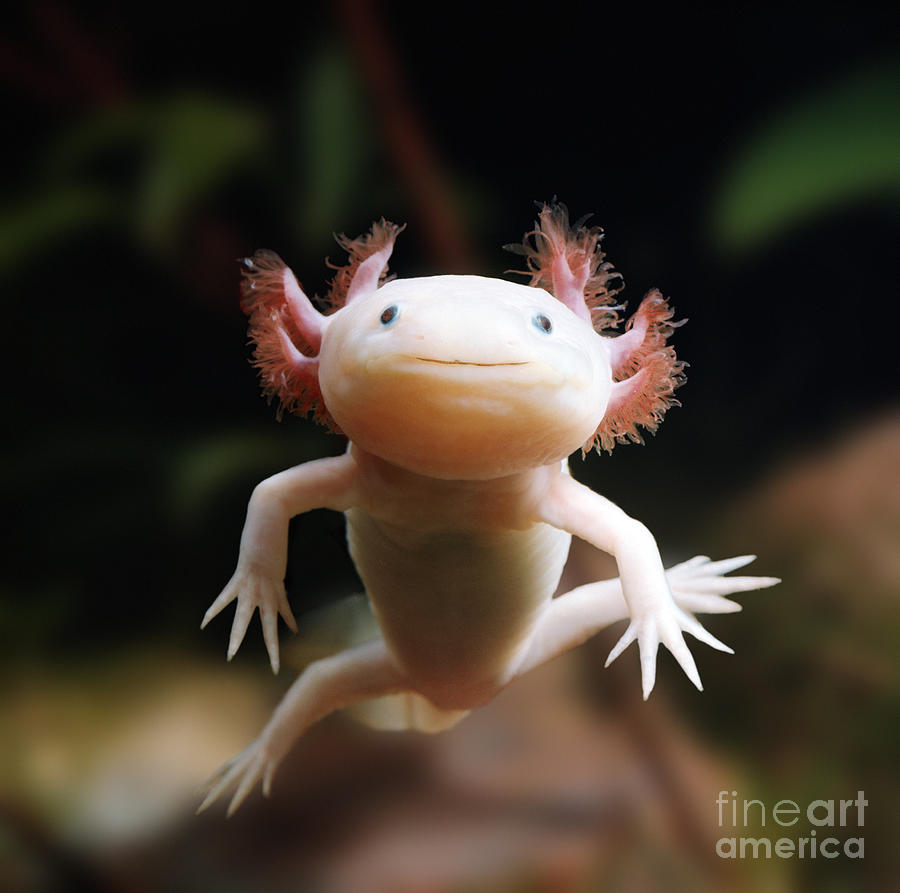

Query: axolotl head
241;205;685;480
319;274;611;479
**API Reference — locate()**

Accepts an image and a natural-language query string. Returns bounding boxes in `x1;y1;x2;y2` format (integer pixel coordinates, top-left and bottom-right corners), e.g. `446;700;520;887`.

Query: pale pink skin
199;268;778;816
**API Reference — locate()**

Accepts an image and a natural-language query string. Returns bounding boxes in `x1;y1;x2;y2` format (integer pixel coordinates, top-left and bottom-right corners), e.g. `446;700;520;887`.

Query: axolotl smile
413;358;528;367
318;275;613;479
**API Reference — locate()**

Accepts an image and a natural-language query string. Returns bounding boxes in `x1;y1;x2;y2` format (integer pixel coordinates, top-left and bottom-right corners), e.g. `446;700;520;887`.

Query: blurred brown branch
336;0;475;271
0;3;128;106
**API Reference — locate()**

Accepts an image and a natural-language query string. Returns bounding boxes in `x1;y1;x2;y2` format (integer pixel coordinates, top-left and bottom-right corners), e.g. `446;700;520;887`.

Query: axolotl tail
284;594;470;733
350;690;470;733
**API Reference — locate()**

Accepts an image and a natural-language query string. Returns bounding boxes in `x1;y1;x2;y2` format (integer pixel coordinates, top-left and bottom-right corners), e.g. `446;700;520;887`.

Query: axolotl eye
532;313;553;334
380;304;399;326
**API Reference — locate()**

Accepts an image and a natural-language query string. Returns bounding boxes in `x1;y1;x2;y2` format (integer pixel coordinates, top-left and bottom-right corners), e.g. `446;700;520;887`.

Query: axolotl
198;204;778;814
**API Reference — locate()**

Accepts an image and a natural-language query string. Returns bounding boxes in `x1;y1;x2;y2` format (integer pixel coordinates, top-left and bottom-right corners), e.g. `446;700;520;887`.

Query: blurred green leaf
136;93;265;249
1;92;267;270
296;45;372;247
0;185;116;271
42;106;147;176
710;62;900;254
167;431;290;523
166;428;336;525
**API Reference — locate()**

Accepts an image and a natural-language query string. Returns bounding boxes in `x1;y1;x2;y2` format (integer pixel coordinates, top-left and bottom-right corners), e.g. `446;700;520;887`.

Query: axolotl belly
345;457;572;708
198;205;779;815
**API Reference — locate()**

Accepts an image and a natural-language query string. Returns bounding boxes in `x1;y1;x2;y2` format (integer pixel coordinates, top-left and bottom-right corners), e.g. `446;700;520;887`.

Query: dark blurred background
2;3;898;891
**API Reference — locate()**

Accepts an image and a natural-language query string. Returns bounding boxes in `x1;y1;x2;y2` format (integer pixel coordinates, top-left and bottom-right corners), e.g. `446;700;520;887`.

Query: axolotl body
199;205;778;814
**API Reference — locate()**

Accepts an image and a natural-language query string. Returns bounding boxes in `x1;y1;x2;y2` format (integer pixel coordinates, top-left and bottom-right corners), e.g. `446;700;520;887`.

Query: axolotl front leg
201;454;360;674
534;472;739;699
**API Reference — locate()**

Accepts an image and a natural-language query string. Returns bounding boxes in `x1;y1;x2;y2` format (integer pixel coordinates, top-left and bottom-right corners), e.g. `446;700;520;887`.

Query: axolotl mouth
413;358;530;367
361;353;567;390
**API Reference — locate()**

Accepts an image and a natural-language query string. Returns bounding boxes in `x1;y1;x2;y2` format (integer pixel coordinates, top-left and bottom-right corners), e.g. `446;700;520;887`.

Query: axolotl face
318;275;613;480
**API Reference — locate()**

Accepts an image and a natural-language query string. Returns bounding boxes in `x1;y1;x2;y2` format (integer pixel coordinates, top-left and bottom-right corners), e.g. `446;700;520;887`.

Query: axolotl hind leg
198;556;778;814
197;636;410;816
512;555;779;681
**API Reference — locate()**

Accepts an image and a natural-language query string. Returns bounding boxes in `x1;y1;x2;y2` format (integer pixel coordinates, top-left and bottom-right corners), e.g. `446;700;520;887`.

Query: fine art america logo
715;791;866;860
